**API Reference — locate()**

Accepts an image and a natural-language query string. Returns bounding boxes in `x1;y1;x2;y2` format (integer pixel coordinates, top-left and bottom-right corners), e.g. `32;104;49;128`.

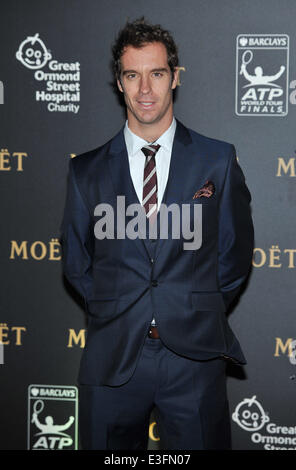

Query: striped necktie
141;144;160;220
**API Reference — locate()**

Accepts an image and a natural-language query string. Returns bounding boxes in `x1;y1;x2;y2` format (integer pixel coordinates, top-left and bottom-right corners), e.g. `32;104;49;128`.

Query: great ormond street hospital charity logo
16;33;52;70
232;395;269;431
15;34;80;114
232;395;296;450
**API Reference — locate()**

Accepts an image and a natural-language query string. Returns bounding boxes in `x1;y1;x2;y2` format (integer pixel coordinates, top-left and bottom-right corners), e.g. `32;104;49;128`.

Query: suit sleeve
60;158;94;305
218;146;254;310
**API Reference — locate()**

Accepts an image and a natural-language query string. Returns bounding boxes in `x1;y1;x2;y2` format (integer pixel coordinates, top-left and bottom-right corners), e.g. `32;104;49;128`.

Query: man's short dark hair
112;17;179;81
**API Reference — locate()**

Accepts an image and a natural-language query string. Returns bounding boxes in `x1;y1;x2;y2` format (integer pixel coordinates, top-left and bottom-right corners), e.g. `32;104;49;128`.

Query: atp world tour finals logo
236;34;289;116
28;385;78;450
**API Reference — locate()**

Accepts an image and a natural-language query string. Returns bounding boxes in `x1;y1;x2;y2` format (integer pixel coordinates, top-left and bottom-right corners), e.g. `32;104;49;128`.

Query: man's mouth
138;101;155;109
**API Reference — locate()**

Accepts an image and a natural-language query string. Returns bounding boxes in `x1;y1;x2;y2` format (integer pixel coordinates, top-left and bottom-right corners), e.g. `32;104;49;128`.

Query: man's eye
153;72;163;77
127;74;137;79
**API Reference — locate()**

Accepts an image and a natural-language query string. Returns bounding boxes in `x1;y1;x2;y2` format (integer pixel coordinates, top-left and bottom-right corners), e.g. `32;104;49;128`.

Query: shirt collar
124;117;176;157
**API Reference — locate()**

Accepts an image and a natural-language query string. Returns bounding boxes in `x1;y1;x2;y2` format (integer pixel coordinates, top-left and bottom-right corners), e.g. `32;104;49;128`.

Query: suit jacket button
151;280;158;287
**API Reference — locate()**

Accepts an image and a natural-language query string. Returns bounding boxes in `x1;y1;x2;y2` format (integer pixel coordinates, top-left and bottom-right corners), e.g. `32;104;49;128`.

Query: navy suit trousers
79;335;231;450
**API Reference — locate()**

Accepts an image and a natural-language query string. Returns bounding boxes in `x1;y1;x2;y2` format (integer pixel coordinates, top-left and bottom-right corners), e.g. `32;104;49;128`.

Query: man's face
117;42;178;130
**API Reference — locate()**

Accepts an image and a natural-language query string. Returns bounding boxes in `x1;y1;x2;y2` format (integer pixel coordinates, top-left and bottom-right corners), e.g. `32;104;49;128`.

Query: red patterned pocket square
193;180;215;199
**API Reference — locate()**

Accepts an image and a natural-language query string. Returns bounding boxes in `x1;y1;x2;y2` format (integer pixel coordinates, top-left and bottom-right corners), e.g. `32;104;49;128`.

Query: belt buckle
148;326;159;339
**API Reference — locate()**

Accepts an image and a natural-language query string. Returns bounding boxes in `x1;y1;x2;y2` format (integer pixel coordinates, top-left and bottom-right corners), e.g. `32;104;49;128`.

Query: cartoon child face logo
16;34;51;69
232;396;269;431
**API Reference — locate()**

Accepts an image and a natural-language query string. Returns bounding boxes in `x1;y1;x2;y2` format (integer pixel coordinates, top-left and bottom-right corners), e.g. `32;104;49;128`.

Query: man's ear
171;68;179;90
117;78;123;93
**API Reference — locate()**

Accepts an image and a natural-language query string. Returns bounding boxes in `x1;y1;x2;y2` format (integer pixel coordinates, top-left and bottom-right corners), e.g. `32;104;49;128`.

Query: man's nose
139;76;151;94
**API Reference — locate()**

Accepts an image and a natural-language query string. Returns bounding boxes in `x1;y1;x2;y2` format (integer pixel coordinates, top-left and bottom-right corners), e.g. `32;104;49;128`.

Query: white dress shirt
124;117;176;209
124;117;177;327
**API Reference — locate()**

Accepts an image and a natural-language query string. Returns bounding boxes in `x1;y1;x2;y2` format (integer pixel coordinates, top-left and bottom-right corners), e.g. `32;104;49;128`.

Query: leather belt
148;326;160;339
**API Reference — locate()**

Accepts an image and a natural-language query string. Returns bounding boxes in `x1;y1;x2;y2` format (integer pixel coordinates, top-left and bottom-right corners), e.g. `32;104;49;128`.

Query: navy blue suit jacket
60;120;254;386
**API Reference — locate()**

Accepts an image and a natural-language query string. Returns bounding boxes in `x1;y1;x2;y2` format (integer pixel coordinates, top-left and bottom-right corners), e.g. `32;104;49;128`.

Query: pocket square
193;180;215;199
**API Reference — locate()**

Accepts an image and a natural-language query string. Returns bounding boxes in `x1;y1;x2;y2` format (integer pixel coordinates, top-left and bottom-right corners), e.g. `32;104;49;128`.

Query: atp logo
28;385;78;450
16;33;51;70
236;34;289;116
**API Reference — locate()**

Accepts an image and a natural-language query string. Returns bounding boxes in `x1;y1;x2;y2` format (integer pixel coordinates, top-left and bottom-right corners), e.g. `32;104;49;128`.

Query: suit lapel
107;129;139;206
107;128;151;260
162;120;192;206
153;120;193;261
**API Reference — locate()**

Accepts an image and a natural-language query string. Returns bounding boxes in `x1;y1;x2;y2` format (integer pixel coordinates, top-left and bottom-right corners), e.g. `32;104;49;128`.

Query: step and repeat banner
1;0;295;450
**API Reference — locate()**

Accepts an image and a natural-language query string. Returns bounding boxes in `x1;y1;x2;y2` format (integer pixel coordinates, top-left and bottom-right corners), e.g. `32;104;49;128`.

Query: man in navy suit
60;18;254;450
